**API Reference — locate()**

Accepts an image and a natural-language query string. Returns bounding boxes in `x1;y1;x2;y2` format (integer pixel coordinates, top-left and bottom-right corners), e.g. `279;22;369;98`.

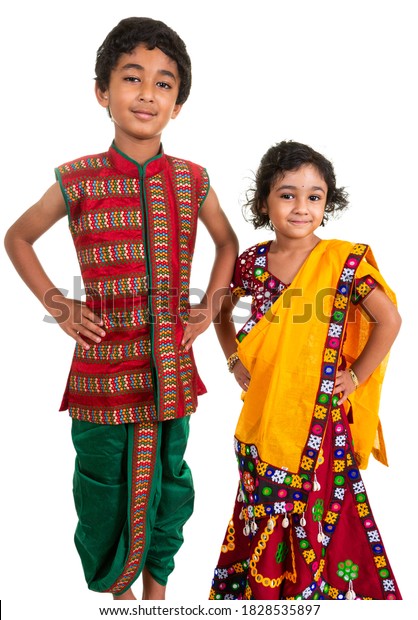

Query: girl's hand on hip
233;360;251;392
334;369;357;405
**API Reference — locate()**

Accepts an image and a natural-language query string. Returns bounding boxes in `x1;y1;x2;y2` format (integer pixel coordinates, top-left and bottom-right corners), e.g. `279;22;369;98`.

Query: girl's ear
259;201;268;214
95;82;109;108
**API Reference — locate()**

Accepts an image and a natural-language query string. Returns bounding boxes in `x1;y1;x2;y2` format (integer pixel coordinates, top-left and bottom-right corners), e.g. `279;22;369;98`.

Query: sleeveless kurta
55;143;209;424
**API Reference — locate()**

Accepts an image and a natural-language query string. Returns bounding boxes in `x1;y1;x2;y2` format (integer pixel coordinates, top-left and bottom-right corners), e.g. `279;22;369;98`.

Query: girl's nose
294;199;309;213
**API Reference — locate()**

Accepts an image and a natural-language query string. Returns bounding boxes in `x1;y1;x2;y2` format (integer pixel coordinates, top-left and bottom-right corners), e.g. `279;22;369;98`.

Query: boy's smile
96;44;182;160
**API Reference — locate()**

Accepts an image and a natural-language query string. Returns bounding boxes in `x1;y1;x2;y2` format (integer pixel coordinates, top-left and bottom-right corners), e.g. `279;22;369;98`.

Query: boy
4;17;238;600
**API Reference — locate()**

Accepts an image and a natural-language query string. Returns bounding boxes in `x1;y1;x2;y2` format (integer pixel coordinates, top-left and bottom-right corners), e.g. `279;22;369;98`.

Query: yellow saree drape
235;239;396;472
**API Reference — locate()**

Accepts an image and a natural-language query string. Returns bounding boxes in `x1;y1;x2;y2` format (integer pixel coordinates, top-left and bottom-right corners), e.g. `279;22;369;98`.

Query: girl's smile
263;164;327;243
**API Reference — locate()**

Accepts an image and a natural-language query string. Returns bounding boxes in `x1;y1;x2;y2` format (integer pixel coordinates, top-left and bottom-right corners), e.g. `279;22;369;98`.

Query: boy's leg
72;419;129;591
71;419;161;595
144;416;194;586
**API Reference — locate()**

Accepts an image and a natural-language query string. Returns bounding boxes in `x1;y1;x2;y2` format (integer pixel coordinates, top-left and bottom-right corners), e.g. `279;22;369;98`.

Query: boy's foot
142;566;166;600
113;588;136;600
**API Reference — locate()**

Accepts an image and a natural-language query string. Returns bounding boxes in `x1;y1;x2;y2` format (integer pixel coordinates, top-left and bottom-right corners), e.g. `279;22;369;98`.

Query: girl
209;140;401;600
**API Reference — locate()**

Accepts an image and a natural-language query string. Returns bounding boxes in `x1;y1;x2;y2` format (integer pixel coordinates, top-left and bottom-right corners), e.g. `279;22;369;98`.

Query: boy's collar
109;141;166;176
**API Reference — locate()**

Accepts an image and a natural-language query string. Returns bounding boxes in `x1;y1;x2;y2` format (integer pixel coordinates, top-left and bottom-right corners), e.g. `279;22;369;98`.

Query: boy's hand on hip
48;296;106;350
181;304;212;351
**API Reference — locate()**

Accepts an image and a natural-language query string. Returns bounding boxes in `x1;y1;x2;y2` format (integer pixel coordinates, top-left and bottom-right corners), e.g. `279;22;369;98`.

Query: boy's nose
138;92;154;102
137;83;154;102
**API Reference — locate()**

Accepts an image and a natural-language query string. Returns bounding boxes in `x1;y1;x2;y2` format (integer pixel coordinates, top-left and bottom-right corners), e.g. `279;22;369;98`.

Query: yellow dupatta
235;239;396;472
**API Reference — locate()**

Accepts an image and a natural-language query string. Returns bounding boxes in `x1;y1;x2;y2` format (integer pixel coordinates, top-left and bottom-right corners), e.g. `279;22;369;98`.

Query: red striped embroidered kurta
55;143;209;424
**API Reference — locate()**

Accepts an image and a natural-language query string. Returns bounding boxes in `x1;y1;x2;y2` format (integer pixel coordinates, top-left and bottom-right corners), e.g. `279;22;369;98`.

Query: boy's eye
124;76;140;82
156;81;171;89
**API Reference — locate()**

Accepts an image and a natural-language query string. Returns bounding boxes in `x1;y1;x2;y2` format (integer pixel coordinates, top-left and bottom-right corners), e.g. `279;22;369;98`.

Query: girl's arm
214;290;251;391
181;186;239;349
334;285;401;404
4;182;105;349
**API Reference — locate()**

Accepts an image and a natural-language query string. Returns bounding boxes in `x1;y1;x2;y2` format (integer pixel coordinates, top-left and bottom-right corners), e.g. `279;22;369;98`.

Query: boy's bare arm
181;187;238;350
4;183;105;349
5;183;68;303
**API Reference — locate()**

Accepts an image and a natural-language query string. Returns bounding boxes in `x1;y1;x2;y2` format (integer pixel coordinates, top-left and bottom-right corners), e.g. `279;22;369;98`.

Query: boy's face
96;44;182;152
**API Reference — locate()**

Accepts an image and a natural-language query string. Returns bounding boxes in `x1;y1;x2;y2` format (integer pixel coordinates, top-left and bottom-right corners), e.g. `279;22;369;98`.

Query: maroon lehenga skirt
210;403;401;600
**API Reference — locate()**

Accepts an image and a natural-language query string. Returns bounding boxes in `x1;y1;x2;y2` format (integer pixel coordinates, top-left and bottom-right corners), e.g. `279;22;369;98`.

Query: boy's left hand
181;304;212;350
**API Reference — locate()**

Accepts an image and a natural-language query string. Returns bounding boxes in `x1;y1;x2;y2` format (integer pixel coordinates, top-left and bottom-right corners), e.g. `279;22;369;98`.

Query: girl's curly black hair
95;17;192;105
244;140;349;229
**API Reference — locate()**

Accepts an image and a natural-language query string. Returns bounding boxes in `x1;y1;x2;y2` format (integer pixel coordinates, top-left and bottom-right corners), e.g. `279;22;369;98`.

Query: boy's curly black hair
95;17;192;105
245;140;349;229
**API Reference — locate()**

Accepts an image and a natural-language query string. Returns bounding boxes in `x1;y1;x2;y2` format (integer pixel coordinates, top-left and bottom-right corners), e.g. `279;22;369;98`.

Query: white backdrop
1;1;415;618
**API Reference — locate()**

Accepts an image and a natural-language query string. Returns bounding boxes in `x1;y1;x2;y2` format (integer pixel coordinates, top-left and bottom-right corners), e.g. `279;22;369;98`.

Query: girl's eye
309;195;321;201
280;193;294;200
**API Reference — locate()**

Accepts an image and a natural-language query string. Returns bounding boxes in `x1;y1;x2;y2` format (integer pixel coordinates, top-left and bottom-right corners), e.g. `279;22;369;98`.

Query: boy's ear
171;103;183;120
95;82;109;108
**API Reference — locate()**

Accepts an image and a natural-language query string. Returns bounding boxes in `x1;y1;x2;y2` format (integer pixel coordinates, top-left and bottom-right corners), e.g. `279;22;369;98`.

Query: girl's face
262;164;327;242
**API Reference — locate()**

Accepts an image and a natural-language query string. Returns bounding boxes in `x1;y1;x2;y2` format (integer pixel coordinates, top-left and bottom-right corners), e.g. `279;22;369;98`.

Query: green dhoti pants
71;417;194;594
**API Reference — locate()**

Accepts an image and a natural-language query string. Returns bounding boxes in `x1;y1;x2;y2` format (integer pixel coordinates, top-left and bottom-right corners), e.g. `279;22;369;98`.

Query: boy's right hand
233;360;251;392
46;295;106;350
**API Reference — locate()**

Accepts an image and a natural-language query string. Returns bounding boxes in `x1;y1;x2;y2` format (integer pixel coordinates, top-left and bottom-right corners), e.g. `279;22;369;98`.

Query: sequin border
300;243;369;474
